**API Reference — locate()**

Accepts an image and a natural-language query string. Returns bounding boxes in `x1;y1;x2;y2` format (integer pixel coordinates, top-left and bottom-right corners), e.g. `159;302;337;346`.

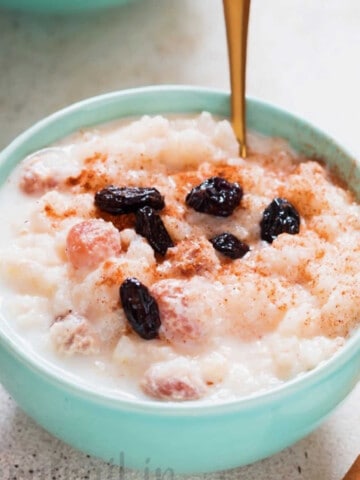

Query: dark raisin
135;206;174;256
260;197;300;243
185;176;243;217
210;232;250;259
95;185;165;215
120;277;161;340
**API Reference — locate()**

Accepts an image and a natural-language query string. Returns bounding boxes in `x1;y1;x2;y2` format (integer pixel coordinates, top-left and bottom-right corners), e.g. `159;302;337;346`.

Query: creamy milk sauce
0;113;358;402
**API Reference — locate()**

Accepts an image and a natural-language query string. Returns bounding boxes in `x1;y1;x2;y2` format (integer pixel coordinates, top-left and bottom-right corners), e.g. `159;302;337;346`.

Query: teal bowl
0;0;137;13
0;87;359;474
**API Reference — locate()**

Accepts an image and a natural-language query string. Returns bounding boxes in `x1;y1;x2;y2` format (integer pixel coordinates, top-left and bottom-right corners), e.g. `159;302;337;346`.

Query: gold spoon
342;455;360;480
223;0;251;158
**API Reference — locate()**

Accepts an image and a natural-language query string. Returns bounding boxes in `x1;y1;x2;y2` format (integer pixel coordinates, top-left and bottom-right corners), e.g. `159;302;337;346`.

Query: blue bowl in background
0;0;137;13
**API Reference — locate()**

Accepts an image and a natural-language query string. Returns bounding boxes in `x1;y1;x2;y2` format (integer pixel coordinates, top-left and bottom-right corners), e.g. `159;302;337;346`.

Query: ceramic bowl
0;86;359;474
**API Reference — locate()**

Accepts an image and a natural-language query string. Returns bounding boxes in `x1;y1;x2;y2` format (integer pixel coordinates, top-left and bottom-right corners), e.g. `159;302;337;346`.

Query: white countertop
0;1;359;479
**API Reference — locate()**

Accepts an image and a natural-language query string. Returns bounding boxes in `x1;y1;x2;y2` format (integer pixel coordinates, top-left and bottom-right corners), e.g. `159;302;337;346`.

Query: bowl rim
0;85;359;416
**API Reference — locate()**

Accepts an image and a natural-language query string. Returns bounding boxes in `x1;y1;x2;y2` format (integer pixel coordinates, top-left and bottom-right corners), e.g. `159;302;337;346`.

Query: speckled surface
0;1;359;479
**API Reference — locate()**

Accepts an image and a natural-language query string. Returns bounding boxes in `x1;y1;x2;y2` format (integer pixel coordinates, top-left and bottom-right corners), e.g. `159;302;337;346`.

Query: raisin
260;197;300;243
185;176;242;217
95;185;165;215
135;206;174;256
120;277;161;340
210;232;250;259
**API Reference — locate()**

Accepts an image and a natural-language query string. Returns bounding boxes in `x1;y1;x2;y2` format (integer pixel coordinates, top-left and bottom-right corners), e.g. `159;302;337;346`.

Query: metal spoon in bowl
223;0;251;158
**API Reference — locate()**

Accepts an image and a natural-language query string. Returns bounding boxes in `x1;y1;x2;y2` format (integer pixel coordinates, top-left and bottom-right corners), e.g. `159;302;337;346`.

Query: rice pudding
0;113;359;402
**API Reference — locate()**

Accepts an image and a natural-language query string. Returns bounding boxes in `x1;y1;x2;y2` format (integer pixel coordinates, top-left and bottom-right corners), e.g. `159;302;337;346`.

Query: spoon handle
223;0;251;158
342;455;360;480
